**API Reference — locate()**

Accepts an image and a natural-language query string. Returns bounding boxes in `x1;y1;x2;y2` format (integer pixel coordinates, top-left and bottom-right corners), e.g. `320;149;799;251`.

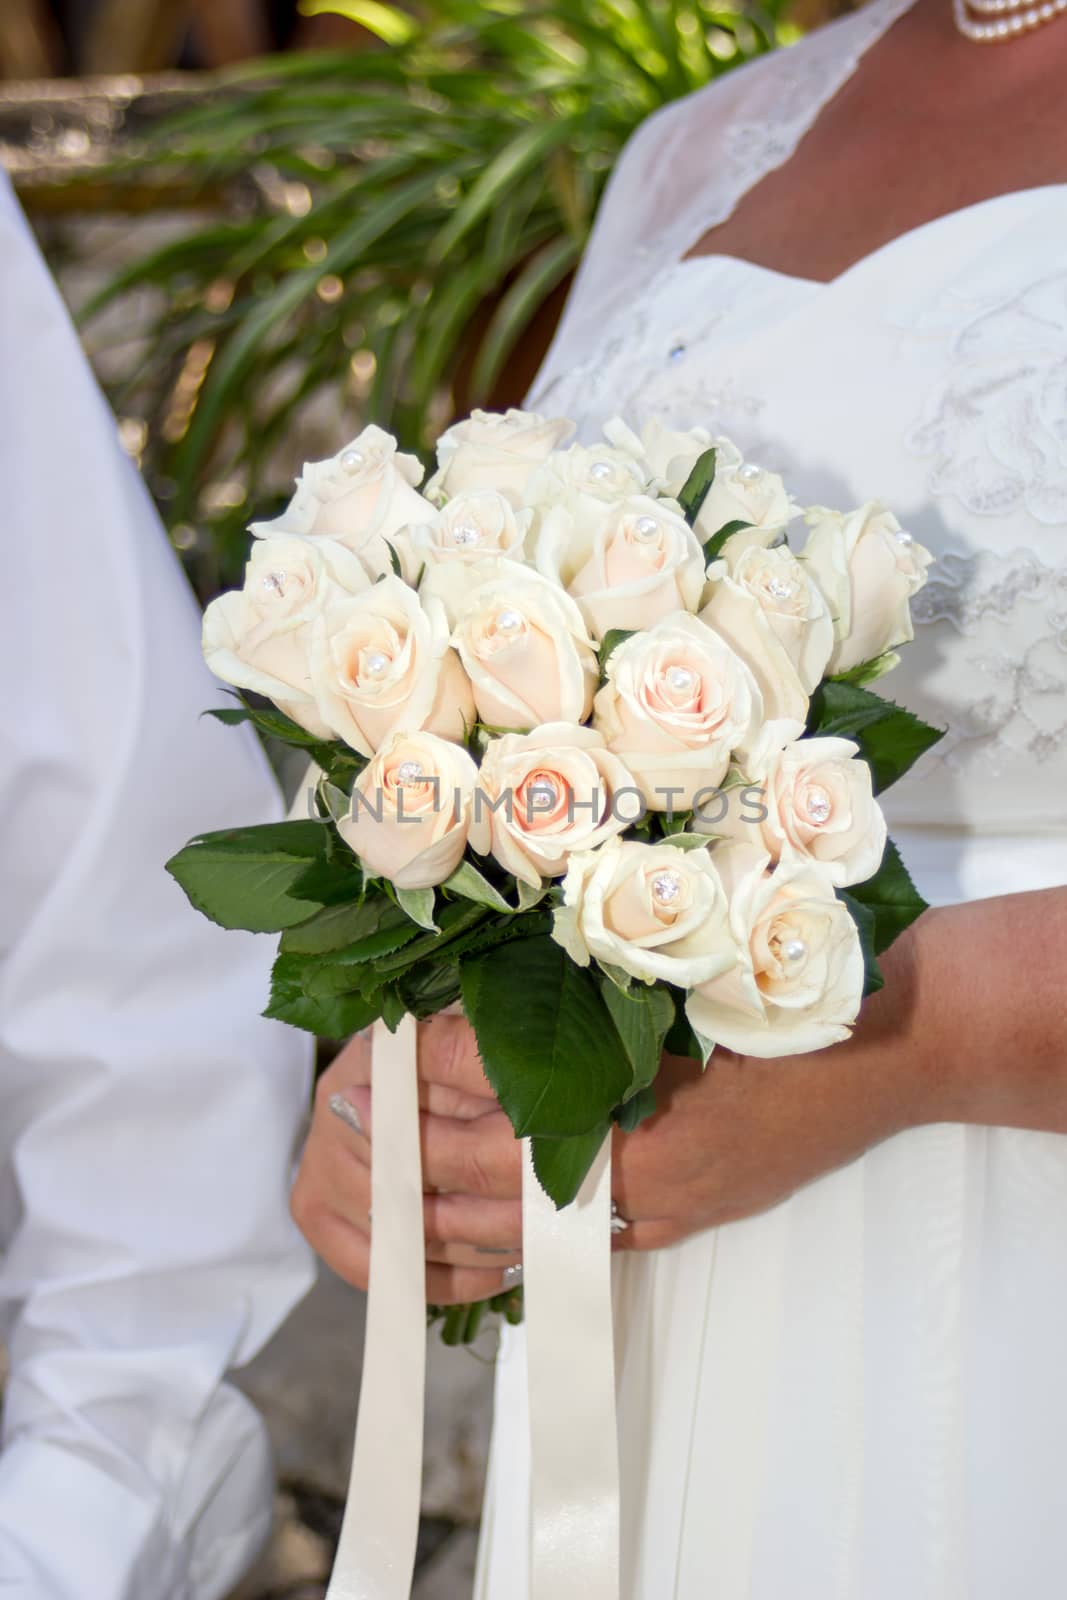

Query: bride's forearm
875;886;1067;1136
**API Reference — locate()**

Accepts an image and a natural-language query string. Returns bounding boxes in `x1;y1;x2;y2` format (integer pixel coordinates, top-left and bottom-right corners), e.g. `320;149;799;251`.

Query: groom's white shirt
0;175;315;1595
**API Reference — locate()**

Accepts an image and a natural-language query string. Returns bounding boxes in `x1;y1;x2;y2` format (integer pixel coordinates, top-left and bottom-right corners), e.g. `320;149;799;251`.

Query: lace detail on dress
908;272;1067;524
906;547;1067;780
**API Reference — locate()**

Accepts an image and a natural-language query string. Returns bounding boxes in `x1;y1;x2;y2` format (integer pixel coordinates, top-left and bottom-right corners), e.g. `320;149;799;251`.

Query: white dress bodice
477;7;1067;1597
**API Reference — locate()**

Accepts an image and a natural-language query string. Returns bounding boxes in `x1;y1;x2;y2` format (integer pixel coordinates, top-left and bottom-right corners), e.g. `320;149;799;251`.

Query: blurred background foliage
4;0;804;602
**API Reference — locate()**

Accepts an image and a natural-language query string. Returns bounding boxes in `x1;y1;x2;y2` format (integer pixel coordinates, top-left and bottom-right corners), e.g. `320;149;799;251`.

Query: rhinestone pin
396;760;424;784
765;576;796;601
651;870;682;905
451;522;481;547
806;787;832;823
527;779;558;811
261;570;287;597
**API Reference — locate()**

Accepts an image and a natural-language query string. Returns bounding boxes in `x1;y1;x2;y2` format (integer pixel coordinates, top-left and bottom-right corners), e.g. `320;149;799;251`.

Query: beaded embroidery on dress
477;5;1067;1597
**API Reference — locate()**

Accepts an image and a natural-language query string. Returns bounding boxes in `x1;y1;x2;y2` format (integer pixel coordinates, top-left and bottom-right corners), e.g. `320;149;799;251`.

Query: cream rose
451;564;598;731
526;442;650;521
553;837;738;989
251;424;434;580
537;495;705;641
707;725;887;888
686;843;865;1057
201;535;368;735
799;502;934;675
310;576;474;757
425;408;574;505
469;724;639;887
699;543;834;720
407;490;532;622
604;417;714;489
593;613;762;810
337;729;478;889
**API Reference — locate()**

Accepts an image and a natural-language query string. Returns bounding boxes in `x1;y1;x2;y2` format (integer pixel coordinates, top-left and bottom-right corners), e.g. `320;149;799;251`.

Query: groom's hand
291;1015;524;1305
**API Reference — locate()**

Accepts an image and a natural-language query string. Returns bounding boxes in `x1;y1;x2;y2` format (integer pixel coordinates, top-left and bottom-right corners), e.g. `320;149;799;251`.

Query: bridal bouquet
168;407;940;1309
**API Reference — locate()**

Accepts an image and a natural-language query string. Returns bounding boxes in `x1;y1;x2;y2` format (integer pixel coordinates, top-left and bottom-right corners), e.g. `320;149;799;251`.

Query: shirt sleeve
0;176;315;1598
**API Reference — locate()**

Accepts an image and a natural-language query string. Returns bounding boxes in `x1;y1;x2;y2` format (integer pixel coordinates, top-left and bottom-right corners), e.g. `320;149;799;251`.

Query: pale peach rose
337;729;478;889
603;417;714;489
251;425;434;580
692;440;797;555
537;494;705;641
699;543;834;720
686;843;865;1057
406;491;532;622
310;576;474;757
469;724;639;887
201;535;368;736
705;723;887;888
553;837;738;989
451;563;598;732
593;612;762;810
425;408;574;505
526;442;649;523
799;502;933;675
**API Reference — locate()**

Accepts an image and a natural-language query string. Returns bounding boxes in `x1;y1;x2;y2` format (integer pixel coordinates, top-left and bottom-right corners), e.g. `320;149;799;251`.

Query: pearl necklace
953;0;1067;40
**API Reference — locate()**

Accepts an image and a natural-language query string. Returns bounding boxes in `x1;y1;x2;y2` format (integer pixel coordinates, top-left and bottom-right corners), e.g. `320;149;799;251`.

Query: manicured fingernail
475;1245;521;1256
328;1091;364;1136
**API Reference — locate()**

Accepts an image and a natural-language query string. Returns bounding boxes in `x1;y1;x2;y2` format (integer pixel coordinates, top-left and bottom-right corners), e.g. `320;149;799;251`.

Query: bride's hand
290;1013;523;1305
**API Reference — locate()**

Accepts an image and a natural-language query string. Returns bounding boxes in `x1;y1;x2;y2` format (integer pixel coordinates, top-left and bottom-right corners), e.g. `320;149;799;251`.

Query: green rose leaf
702;517;754;564
397;886;438;931
264;952;383;1037
600;979;675;1102
844;836;928;955
461;934;634;1138
443;860;514;913
166;820;330;932
614;1084;657;1132
530;1124;611;1209
677;446;717;526
805;680;944;794
597;628;636;674
829;650;901;688
279;897;377;955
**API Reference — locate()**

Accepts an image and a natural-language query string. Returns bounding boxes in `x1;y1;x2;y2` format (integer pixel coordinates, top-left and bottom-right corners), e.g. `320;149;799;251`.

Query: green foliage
165;819;335;930
805;679;944;794
676;445;717;525
844;837;928;955
83;0;787;600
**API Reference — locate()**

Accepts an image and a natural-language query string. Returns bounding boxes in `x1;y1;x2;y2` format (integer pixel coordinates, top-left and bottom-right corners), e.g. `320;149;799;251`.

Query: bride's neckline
672;182;1067;294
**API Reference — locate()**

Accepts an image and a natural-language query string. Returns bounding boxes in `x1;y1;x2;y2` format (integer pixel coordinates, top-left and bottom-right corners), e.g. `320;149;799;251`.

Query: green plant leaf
843;837;928;955
461;934;634;1138
677;446;717;525
829;651;901;688
614;1084;657;1132
703;518;754;563
443;860;513;913
598;628;636;673
279;897;377;955
531;1123;611;1209
397;886;438;931
805;680;944;794
165;821;329;932
298;0;418;46
265;954;383;1037
600;980;675;1099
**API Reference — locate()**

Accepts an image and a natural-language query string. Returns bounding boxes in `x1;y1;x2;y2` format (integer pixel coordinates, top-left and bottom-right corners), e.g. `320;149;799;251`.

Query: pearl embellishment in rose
364;651;389;678
667;666;696;692
895;529;914;546
782;937;807;963
634;516;659;539
340;449;364;473
588;461;614;481
495;608;524;636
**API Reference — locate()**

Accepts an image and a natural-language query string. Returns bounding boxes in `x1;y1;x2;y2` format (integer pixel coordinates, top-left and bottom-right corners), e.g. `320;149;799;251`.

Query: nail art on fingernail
328;1091;364;1136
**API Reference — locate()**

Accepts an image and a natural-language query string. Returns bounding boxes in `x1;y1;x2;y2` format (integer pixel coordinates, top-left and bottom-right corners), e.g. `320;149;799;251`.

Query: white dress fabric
477;3;1067;1595
0;174;315;1599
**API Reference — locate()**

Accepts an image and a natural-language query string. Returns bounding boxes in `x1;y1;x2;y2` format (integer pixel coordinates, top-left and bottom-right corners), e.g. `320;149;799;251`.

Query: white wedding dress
475;1;1067;1594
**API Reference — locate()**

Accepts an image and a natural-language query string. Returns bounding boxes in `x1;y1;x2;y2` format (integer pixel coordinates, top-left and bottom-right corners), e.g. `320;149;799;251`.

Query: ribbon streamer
325;1014;426;1600
522;1135;620;1600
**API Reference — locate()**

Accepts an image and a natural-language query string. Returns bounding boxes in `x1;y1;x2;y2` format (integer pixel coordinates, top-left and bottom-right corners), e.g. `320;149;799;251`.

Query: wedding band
501;1263;523;1288
328;1091;364;1136
610;1201;630;1234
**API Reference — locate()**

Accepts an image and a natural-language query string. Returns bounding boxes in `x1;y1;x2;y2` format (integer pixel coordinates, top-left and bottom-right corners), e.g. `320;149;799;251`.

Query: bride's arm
293;885;1067;1293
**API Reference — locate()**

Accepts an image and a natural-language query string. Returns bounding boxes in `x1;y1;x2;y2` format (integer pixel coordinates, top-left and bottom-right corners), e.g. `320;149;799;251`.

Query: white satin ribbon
325;1015;426;1600
522;1135;620;1600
